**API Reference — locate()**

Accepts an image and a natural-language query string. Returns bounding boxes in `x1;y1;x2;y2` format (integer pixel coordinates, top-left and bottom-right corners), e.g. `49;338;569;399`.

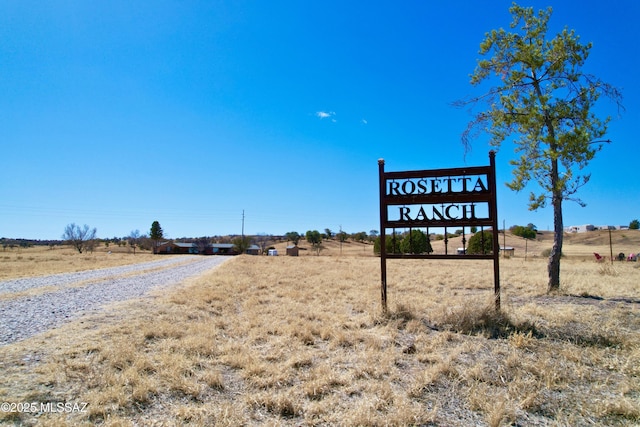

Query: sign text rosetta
385;175;489;225
387;176;488;196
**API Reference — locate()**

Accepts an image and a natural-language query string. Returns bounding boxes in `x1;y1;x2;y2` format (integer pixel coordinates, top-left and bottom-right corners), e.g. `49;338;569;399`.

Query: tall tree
150;221;164;254
62;223;97;254
305;230;323;256
128;229;141;255
285;231;301;246
456;3;622;292
232;236;251;254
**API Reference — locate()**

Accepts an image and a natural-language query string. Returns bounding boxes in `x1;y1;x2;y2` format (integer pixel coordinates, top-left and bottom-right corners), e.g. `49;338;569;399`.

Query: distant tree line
1;238;61;250
9;216;637;255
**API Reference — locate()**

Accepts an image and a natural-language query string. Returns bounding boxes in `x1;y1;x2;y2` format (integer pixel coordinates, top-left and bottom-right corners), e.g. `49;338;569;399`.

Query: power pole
503;219;506;258
242;210;245;240
609;227;613;264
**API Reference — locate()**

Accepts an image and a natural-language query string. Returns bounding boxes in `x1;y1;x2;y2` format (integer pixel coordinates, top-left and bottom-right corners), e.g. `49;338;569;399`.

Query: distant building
156;241;199;254
205;243;236;255
286;245;299;256
156;241;259;255
500;246;515;257
595;225;629;231
565;224;629;233
246;245;260;255
565;224;595;233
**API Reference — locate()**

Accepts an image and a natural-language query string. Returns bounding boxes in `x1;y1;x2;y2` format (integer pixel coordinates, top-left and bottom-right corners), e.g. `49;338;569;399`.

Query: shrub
374;235;402;255
541;248;564;257
374;231;433;255
467;231;493;255
510;225;537;239
400;229;433;254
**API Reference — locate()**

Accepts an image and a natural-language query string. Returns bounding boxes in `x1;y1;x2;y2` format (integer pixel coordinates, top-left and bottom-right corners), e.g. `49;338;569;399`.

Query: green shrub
467;231;493;254
374;230;433;255
400;229;433;254
510;224;537;239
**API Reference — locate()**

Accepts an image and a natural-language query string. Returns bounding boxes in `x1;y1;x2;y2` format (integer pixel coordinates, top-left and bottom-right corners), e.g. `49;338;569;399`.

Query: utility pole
609;227;613;265
503;219;506;258
242;210;245;240
339;225;343;256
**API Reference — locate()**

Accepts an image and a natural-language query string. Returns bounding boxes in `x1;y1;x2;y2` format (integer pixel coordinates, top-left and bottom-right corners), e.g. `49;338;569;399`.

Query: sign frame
378;151;500;311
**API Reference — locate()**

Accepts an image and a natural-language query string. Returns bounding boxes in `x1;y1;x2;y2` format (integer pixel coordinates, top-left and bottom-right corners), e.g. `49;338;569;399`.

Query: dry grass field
0;245;156;281
1;231;639;426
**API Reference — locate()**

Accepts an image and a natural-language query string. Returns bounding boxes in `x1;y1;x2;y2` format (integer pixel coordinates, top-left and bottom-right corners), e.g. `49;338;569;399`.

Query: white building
565;224;629;233
565;224;594;233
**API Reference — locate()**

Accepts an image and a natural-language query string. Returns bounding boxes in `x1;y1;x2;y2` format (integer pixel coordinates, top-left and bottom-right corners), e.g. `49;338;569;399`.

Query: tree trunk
533;74;564;292
548;160;563;292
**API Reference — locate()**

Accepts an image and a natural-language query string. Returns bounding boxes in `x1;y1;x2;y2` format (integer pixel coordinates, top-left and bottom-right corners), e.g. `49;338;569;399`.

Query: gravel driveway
0;256;231;345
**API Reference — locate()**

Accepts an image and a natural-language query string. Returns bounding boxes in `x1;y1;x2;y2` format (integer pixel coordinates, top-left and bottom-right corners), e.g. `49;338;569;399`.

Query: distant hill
270;229;640;259
491;229;640;259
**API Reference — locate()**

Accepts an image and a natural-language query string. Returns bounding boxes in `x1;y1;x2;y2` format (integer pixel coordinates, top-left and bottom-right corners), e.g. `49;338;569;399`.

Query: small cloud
361;119;368;125
316;111;336;119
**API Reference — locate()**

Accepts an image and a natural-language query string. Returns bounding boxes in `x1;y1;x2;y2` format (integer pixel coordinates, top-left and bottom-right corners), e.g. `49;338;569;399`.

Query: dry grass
0;245;156;281
1;247;639;426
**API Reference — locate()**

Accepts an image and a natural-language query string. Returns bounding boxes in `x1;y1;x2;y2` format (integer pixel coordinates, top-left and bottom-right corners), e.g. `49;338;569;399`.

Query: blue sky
1;1;637;240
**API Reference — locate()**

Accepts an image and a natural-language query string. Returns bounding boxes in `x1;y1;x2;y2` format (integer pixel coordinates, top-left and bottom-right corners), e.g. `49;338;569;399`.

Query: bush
374;235;402;255
400;229;433;254
510;224;536;239
374;230;433;255
467;231;493;255
541;248;564;258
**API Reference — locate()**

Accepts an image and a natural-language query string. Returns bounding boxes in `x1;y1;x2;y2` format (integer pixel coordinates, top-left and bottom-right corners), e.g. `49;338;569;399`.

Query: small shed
286;245;299;256
500;246;515;257
207;243;236;255
268;249;278;256
246;245;260;255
